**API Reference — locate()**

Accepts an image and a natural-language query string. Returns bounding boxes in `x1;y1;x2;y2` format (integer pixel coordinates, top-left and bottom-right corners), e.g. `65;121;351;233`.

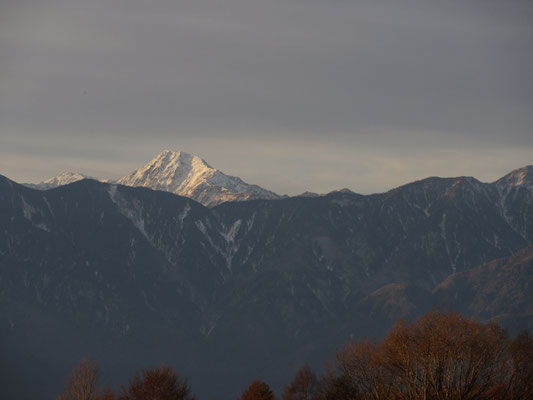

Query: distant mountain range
2;163;532;399
23;150;282;206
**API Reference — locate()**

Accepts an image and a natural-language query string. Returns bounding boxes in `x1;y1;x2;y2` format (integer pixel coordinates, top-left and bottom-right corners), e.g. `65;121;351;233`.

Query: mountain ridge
0;168;532;399
22;150;282;207
20;151;531;207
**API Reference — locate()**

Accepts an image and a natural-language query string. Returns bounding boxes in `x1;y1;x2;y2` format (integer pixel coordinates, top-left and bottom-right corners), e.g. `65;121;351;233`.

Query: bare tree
95;387;115;400
336;340;392;400
380;311;509;400
56;358;100;400
237;380;275;400
282;365;318;400
333;310;518;400
118;364;194;400
316;373;360;400
505;330;533;399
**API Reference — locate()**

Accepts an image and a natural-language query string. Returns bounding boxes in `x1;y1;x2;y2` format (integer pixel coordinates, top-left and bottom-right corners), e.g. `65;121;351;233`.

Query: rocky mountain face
433;244;533;334
1;166;532;399
116;150;282;207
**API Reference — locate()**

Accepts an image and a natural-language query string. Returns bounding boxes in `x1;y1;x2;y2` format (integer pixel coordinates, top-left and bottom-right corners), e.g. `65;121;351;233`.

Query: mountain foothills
1;162;532;399
24;150;282;207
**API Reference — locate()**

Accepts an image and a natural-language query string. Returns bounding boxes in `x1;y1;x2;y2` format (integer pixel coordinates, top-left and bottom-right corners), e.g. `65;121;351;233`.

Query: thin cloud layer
1;0;532;193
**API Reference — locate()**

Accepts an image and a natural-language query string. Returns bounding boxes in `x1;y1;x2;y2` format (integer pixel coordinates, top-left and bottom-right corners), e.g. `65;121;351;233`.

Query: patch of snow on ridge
222;220;241;243
221;220;242;272
178;203;191;228
20;196;35;220
439;212;456;273
107;185;149;240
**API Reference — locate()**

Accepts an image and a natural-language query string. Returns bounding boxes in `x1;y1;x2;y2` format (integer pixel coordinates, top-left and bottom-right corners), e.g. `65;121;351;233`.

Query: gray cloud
1;0;532;193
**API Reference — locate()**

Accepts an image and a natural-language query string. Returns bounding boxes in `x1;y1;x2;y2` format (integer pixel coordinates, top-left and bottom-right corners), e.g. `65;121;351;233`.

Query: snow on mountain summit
494;165;533;197
116;150;281;206
23;172;93;190
495;165;533;188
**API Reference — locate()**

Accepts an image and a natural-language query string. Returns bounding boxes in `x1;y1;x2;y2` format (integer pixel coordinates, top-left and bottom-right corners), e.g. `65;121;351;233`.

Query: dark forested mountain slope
0;166;531;399
433;244;533;334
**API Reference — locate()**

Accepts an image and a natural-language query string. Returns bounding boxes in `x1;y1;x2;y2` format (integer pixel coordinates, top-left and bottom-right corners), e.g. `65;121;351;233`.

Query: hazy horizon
3;148;531;197
1;0;532;195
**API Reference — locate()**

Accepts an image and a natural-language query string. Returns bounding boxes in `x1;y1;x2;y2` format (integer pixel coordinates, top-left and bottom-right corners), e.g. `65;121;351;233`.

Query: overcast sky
1;0;532;195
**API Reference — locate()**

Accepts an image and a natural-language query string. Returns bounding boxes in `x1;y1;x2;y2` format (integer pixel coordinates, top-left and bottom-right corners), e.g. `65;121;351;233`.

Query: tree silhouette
56;358;103;400
54;311;531;400
335;340;390;399
506;330;533;399
237;380;275;400
282;365;318;400
315;370;359;400
381;311;509;399
331;310;525;399
118;364;194;400
95;387;115;400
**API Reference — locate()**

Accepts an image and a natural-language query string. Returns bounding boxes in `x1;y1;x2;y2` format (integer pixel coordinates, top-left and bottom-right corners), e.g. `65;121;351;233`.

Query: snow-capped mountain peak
116;150;280;206
120;150;213;191
23;172;93;190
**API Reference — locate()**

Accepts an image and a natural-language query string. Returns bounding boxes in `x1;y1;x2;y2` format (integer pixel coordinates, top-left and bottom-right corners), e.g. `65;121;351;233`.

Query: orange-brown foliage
317;310;532;400
95;387;115;400
118;364;195;400
237;380;275;400
507;331;533;399
56;358;113;400
282;365;318;400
